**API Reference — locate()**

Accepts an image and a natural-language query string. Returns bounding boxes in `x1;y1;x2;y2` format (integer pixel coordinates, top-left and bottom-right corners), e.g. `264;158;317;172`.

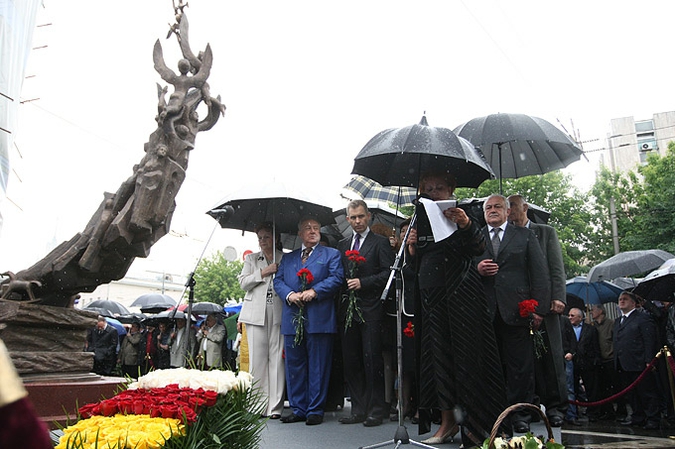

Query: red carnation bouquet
518;299;547;359
294;268;314;346
343;249;366;330
403;321;415;338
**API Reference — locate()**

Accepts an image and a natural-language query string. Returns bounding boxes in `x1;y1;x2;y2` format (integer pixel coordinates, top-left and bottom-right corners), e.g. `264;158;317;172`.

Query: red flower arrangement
518;299;547;359
343;250;366;330
403;321;415;338
518;299;539;318
77;384;219;423
293;268;314;346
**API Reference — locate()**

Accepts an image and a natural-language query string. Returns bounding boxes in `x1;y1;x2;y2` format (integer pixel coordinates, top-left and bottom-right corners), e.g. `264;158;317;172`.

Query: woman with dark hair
237;222;285;419
409;170;506;446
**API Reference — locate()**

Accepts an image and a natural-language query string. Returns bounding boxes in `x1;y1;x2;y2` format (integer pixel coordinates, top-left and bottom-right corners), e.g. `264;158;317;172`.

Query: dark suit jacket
614;309;658;372
337;231;395;323
529;222;566;304
569;322;601;371
476;223;551;326
87;325;118;363
274;244;344;335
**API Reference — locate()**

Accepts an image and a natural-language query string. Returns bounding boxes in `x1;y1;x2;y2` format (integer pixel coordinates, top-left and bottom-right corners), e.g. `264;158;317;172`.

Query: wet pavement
258;403;675;448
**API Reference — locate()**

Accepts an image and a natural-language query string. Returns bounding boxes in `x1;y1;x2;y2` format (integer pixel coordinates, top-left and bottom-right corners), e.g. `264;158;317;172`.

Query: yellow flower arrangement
55;414;184;449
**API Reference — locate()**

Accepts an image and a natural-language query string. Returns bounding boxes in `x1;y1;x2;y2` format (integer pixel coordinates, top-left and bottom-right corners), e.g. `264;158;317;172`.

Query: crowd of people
84;310;237;379
82;171;675;448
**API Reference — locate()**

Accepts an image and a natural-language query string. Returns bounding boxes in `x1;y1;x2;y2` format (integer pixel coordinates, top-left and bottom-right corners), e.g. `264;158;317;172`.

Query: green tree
587;166;641;264
193;251;245;305
625;142;675;252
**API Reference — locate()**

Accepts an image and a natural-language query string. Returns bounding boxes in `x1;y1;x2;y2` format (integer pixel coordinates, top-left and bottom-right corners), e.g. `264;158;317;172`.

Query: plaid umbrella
343;175;417;207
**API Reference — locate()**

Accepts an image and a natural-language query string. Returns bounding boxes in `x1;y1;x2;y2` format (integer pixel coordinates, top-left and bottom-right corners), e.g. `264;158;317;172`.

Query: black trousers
495;314;535;423
340;319;387;420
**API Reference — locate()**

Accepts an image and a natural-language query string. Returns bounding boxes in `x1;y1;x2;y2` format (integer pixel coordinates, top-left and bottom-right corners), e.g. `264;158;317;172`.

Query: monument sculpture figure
1;8;224;308
0;3;224;376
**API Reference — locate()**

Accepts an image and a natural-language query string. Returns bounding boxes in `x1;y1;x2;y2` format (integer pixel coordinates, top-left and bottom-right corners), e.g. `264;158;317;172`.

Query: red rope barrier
569;349;664;407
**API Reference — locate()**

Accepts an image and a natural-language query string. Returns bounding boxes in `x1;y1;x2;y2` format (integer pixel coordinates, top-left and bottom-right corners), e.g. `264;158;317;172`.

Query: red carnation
518;299;539;318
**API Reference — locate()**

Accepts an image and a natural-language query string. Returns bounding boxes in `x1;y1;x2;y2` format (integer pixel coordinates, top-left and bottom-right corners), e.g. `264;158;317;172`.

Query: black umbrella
208;180;336;256
83;299;131;317
587;250;675;282
208;180;335;234
453;112;586;193
632;263;675;302
188;301;223;315
130;293;177;313
352;115;495;189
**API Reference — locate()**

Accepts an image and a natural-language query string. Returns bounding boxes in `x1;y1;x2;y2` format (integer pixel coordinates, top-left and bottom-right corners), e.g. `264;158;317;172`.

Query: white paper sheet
420;197;457;242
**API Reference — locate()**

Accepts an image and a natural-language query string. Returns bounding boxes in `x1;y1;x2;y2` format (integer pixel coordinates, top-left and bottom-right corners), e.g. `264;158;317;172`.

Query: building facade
606;111;675;173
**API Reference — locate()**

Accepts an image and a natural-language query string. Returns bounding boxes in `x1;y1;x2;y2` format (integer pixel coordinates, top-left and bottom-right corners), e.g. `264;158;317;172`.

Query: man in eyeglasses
274;217;344;426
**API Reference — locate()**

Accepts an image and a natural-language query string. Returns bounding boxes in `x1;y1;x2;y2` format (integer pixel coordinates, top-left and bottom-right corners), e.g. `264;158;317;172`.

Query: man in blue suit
274;216;344;425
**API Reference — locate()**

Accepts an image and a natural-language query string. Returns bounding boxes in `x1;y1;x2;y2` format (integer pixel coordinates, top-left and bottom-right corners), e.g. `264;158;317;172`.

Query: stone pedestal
0;302;124;428
0;301;96;374
23;372;127;429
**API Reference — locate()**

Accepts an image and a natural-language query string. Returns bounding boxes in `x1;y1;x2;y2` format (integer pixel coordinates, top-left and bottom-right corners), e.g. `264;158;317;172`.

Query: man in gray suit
508;194;568;427
476;194;551;434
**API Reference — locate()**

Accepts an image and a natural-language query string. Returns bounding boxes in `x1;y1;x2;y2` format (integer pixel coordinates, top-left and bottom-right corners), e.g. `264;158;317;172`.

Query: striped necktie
302;247;312;263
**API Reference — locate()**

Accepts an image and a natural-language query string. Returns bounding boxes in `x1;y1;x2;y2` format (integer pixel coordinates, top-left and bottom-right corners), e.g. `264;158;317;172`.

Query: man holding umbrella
274;217;344;426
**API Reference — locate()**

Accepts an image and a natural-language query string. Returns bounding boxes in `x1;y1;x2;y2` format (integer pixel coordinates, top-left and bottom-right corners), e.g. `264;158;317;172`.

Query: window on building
635;120;654;133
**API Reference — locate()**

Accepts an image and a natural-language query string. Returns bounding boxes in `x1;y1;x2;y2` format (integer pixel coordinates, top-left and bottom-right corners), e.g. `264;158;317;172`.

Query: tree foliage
588;141;675;263
193;251;245;305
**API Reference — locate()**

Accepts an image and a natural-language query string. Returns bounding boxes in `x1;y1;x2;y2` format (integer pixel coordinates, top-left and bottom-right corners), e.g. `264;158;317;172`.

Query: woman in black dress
409;170;506;447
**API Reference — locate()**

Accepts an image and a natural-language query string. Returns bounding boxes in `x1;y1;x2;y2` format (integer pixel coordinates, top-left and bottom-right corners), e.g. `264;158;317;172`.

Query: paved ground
258;403;675;449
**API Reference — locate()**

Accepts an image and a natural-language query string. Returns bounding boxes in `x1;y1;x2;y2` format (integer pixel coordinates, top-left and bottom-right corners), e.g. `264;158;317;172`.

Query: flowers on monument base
56;368;265;449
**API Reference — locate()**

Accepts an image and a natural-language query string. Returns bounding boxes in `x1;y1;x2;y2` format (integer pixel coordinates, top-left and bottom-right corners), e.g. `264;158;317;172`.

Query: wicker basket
486;403;555;449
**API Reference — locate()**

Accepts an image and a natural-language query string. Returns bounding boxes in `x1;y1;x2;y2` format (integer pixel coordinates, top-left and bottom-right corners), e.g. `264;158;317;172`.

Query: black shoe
363;417;383;427
621;419;645;427
339;414;366;424
644;421;660;430
564;418;582;426
548;416;564;427
306;414;323;425
280;413;306;423
513;421;530;433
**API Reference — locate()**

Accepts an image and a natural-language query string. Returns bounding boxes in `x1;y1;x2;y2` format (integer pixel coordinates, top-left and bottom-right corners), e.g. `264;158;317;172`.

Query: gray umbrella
453;112;586;193
352;115;495;188
587;249;675;282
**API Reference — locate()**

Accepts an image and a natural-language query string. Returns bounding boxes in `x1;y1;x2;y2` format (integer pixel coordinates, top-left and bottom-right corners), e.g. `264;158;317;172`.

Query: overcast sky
2;0;674;279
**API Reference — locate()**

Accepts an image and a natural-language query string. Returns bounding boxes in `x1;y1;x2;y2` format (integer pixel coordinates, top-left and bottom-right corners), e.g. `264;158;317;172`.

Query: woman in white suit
237;222;285;418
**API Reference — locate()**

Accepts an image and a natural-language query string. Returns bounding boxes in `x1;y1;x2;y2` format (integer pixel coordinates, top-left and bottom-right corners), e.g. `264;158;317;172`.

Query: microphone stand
360;211;435;449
